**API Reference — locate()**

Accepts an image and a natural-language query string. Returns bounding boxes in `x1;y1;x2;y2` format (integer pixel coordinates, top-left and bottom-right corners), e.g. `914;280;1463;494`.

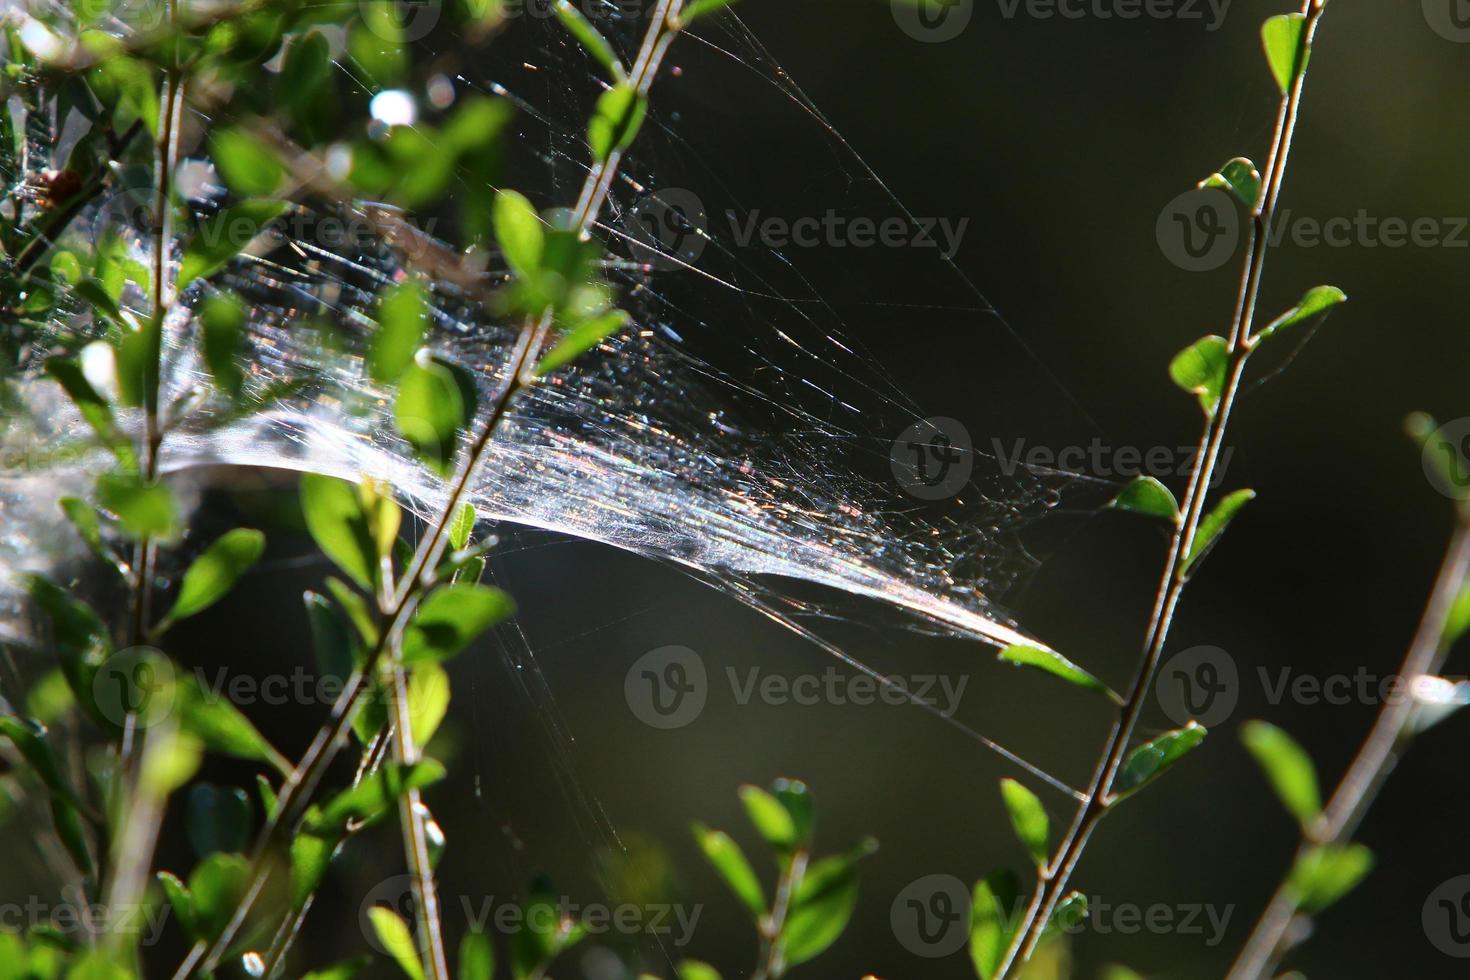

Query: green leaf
409;663;451;747
970;869;1021;980
46;357;130;466
210;127;284;197
189;851;251;942
1112;722;1208;800
1254;285;1347;344
96;471;180;542
458;932;495;980
494;191;544;283
1446;583;1470;646
59;496;127;576
158;529;265;632
290;830;337;909
62;952;133;980
554;1;625;81
328;576;380;647
1048;891;1089;933
739;783;797;851
1287;843;1374;914
1262;12;1310;95
158;871;198;940
1182;489;1256;576
368;906;426;980
175;671;291;776
300;961;372;980
999;778;1049;868
998;644;1122;705
300;474;378;591
772;778;814;845
677;963;723;980
349;4;408;85
536;308;630;375
199;291;247;396
1240;721;1321;830
679;0;740;26
369;281;429;384
1169;334;1230;416
401;584;515;666
22;577;111;728
178;199;289;289
780;849;864;968
1201;157;1261;208
184;783;252;858
115;313;162;411
1108;476;1179;522
691;823;766;919
588;83;647;164
448;502;477;551
0;716;92;873
396;353;467;477
306;591;357;682
307;760;446;835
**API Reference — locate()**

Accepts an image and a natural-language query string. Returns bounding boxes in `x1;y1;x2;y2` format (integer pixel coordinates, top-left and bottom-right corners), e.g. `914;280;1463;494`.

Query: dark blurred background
15;1;1470;978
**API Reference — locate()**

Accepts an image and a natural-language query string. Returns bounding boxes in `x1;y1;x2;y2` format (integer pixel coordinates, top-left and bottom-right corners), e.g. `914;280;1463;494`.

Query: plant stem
173;4;688;975
995;2;1328;974
1226;520;1470;979
753;848;808;980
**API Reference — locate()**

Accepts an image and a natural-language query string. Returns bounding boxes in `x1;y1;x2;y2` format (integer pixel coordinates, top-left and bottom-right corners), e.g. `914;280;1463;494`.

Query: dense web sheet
0;4;1108;782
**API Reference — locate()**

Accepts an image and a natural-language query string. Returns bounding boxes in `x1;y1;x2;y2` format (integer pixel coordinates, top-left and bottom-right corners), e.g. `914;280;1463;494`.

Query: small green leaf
59;496;127;576
368;906;427;980
46;357;131;466
401;583;515;666
458;932;495;980
0;716;92;872
307;760;446;834
290;830;337;909
369;281;428;384
1112;722;1208;799
536;308;630;375
1287;843;1374;914
175;671;291;776
1262;12;1310;95
1109;476;1179;522
96;471;180;542
493;191;544;282
554;1;626;81
448;502;477;551
780;841;874;968
189;851;251;942
306;591;357;682
184;783;252;858
970;869;1022;980
1169;334;1230;416
1201;157;1261;208
115;313;162;411
23;577;111;729
396;353;467;477
199;291;247;396
1048;891;1089;934
179;199;289;289
739;783;796;851
677;963;722;980
1240;721;1321;830
679;0;740;26
409;663;451;747
999;778;1049;868
691;823;766;919
158;871;198;940
998;644;1122;705
210;127;285;197
1446;583;1470;646
158;529;265;632
588;83;647;164
1254;285;1347;344
300;474;377;591
772;778;814;845
1182;489;1256;576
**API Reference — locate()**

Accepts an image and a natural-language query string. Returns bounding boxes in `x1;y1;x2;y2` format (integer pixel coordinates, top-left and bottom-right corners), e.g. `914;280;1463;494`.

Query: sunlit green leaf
409;663;451;747
300;474;377;591
739;783;796;852
1182;489;1256;576
178;199;289;289
970;868;1021;980
691;823;766;919
554;1;625;81
157;528;265;632
679;0;740;27
458;931;495;980
1113;723;1207;800
199;291;247;396
1287;843;1373;914
188;851;250;942
401;584;515;666
210;127;285;197
1201;157;1261;208
494;191;544;282
96;471;180;542
396;352;467;477
1169;334;1230;416
307;760;446;834
368;906;426;980
537;308;630;375
588;83;647;164
175;671;291;775
999;778;1049;868
1240;720;1321;830
1262;12;1310;95
1254;285;1347;344
998;644;1121;704
1109;476;1179;522
369;281;428;384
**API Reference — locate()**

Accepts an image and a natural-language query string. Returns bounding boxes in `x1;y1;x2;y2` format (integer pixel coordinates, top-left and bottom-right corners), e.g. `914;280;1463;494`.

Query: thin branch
1227;520;1470;979
995;2;1330;974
